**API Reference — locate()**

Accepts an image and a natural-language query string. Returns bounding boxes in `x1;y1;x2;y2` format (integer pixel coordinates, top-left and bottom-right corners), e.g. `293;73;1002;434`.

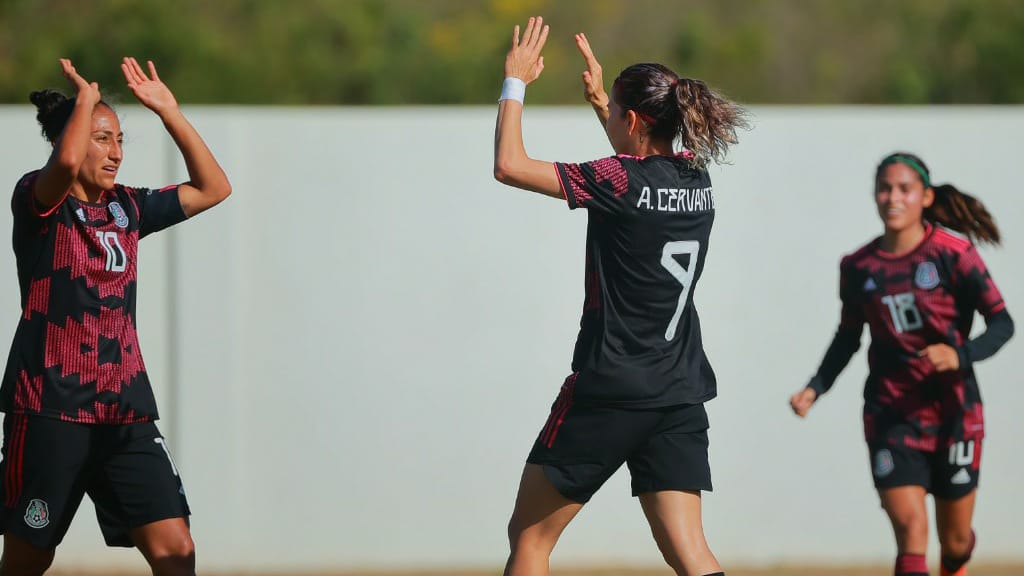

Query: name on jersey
636;186;714;213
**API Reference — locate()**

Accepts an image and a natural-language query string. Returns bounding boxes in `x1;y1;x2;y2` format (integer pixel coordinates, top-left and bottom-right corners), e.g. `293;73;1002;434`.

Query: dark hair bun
29;89;74;143
30;89;68;117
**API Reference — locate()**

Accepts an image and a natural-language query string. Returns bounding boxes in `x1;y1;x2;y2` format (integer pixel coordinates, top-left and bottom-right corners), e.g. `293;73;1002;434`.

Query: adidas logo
864;278;877;291
951;468;971;485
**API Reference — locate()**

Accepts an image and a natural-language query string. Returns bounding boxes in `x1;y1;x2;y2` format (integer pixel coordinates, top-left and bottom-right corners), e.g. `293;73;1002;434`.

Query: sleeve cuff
807;376;826;396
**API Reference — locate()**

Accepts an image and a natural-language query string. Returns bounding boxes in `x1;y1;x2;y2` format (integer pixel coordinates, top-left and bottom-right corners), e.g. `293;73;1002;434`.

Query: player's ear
922;186;935;208
625;109;641;136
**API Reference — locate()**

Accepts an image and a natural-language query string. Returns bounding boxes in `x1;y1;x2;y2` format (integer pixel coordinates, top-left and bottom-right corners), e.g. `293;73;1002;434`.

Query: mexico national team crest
108;201;129;228
915;261;940;290
873;449;894;478
24;499;49;529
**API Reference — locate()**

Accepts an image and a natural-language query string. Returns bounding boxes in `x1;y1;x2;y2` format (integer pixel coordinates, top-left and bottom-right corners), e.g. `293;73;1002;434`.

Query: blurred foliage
2;0;1024;105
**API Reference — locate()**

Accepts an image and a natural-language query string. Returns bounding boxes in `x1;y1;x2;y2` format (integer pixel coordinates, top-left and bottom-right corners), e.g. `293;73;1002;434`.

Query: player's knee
938;527;974;557
890;508;929;537
506;519;554;557
144;534;196;574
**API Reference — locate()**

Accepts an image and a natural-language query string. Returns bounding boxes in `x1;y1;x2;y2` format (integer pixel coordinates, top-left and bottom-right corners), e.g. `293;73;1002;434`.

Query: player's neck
880;223;928;255
69;181;104;204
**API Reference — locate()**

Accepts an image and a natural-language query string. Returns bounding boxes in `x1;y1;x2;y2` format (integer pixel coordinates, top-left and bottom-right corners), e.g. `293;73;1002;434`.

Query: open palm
121;57;178;113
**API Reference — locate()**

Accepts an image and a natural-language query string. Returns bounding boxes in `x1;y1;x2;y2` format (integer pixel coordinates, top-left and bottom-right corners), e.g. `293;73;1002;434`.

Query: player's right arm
791;258;866;418
492;17;563;199
31;59;101;214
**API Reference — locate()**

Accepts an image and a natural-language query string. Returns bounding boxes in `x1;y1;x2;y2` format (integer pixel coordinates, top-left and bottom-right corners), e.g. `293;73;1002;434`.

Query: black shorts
0;414;190;550
527;376;712;504
869;439;982;500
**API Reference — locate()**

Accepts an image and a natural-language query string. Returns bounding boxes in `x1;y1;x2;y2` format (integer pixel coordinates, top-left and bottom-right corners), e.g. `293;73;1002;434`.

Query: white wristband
499;77;527;104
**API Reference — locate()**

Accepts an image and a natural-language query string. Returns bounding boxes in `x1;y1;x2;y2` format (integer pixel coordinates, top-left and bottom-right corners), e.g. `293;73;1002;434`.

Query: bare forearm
34;98;96;207
159;108;228;193
494;100;527;176
493;100;561;197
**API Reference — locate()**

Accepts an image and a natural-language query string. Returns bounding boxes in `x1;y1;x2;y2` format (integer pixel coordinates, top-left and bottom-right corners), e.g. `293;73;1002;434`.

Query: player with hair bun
790;152;1013;576
1;58;230;576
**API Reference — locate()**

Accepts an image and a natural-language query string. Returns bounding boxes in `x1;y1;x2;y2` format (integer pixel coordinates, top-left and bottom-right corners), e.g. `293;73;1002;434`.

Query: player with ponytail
790;152;1013;576
494;16;747;576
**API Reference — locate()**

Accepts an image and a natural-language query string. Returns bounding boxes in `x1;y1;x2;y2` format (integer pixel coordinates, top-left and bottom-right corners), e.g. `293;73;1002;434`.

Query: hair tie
671;78;680;88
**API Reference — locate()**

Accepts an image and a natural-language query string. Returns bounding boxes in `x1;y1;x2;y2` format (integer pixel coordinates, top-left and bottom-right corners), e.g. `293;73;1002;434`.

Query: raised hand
575;33;608;111
60;58;101;107
505;16;549;84
121;57;178;115
789;387;818;418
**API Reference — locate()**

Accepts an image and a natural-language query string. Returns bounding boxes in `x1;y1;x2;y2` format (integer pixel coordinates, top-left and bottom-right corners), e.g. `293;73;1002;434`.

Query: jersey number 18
881;292;923;333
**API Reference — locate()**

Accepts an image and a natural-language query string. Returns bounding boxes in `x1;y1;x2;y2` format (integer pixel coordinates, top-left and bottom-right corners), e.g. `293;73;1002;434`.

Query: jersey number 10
96;231;127;273
660;241;700;341
881;292;923;333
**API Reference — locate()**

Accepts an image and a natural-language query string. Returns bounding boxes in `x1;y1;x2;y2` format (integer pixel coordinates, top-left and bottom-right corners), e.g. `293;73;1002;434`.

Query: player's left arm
493;17;562;199
122;57;231;218
955;245;1014;369
921;246;1015;372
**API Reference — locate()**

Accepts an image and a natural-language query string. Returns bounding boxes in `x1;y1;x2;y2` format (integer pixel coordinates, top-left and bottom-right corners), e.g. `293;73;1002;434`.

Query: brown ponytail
674;78;748;167
612;63;748;167
877;152;1001;246
928;184;1001;246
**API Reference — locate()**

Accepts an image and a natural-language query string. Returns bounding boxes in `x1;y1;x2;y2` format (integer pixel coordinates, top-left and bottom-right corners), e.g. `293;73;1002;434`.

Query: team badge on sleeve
24;499;50;528
108;201;129;228
915;262;940;290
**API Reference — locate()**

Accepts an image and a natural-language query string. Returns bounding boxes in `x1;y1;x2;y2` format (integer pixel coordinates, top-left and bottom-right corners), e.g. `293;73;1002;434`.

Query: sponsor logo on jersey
950;468;971;485
915;261;940;290
873;449;894;478
863;277;877;292
108;201;129;228
74;207;86;223
24;499;49;529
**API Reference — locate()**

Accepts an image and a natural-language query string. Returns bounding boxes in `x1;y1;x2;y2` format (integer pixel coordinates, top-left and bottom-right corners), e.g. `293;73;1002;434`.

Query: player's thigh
0;415;94;551
626;403;711;497
526;375;658;504
506;464;583;547
87;422;191;548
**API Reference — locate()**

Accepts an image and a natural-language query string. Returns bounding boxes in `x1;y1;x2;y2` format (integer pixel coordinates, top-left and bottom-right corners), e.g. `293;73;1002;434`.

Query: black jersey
2;171;187;423
554;153;716;408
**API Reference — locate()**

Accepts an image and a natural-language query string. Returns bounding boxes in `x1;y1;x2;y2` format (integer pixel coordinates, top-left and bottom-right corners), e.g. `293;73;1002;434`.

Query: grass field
50;566;1024;576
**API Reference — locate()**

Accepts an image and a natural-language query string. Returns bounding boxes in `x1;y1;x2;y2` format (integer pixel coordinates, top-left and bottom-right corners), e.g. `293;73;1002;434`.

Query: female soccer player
494;17;747;576
790;153;1013;576
0;58;230;576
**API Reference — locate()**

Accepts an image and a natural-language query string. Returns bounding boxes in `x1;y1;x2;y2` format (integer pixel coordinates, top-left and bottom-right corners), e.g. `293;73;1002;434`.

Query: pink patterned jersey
816;224;1009;451
2;171;186;423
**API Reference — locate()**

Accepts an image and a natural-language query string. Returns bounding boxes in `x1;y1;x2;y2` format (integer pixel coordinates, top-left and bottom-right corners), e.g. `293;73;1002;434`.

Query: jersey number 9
660;241;700;341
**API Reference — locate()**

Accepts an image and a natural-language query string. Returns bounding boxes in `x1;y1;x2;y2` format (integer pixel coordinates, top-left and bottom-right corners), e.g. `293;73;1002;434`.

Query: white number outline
881;292;923;333
660;240;700;341
95;231;127;272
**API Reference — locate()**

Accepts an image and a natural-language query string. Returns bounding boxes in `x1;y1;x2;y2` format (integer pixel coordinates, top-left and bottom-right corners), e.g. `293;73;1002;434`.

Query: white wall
0;105;1021;572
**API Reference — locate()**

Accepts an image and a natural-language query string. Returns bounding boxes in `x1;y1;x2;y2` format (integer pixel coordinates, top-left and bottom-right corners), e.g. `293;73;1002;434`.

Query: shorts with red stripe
0;414;190;550
527;373;712;503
